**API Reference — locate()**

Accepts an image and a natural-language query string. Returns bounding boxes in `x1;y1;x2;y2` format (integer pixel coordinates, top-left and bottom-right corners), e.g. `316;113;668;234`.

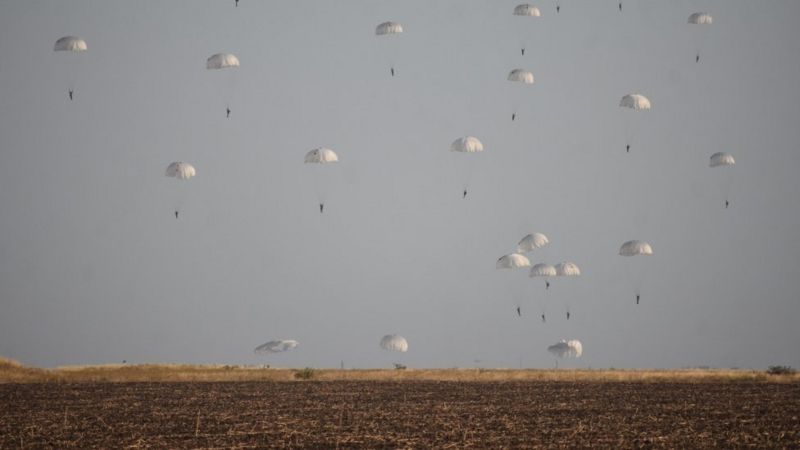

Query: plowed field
2;381;799;448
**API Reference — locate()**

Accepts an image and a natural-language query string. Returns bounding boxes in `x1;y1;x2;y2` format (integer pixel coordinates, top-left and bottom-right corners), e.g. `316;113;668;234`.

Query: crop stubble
1;381;798;448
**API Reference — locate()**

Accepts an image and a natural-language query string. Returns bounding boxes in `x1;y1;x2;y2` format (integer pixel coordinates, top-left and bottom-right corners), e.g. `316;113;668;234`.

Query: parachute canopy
619;240;653;257
380;334;408;352
450;136;484;153
496;253;531;269
529;263;557;278
206;53;240;70
547;339;583;358
688;13;713;25
513;4;542;16
376;21;403;36
304;148;339;164
54;36;87;52
507;69;535;84
620;94;651;110
165;162;196;180
254;340;299;354
710;152;735;167
555;262;580;276
517;232;549;253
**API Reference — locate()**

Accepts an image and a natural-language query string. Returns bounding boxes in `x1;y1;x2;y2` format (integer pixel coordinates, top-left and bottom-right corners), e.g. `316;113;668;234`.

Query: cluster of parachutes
253;335;408;358
51;4;737;366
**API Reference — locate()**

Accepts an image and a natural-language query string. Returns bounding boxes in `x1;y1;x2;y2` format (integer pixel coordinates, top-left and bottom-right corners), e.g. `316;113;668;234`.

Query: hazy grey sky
1;0;799;369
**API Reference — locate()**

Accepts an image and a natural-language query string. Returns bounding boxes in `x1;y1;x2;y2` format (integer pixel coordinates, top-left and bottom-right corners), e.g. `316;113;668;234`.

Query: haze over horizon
1;0;799;369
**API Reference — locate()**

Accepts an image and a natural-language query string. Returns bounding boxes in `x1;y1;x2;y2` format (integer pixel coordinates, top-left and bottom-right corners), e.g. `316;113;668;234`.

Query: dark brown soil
1;381;799;448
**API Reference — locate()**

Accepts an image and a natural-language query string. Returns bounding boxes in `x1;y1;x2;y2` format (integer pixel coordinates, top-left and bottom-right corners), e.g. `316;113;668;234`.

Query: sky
0;0;799;369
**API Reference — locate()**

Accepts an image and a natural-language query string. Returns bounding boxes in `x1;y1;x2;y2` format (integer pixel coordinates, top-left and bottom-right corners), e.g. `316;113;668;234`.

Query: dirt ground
1;380;799;448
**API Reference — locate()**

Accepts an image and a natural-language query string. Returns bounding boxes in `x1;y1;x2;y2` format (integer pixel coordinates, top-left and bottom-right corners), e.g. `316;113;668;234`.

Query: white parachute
304;148;339;164
375;21;403;36
555;262;581;276
710;152;736;208
165;162;196;218
513;4;541;16
206;53;239;117
497;253;532;269
507;70;535;121
380;334;408;352
450;136;484;199
619;240;653;304
507;69;535;84
376;22;403;77
547;339;583;358
512;4;541;57
517;233;549;253
688;13;713;25
206;53;240;70
305;148;339;213
619;94;651;153
529;263;556;293
688;13;713;62
165;162;196;180
530;263;557;278
54;36;87;52
709;152;735;167
619;94;651;110
450;136;484;153
254;340;299;354
54;36;87;100
619;240;653;257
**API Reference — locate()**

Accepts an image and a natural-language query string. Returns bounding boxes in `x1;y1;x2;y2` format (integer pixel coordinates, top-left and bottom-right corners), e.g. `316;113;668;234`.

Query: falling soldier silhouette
541;313;546;323
390;67;395;77
696;54;700;63
319;203;324;214
521;48;525;56
463;189;468;199
566;311;570;320
68;89;73;101
619;2;622;11
226;107;231;118
235;0;239;6
626;144;630;153
556;5;560;13
545;280;550;290
636;294;640;305
512;113;516;121
516;306;521;317
175;211;179;219
725;200;729;209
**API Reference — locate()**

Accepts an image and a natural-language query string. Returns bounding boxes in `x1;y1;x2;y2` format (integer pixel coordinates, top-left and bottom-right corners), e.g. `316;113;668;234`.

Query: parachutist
636;294;640;304
68;89;73;100
556;5;560;13
626;144;630;153
725;200;729;209
390;67;395;77
521;48;525;56
226;107;231;118
619;2;622;11
541;313;546;323
320;203;324;214
696;54;700;63
545;280;550;290
235;0;238;6
512;113;516;121
566;311;570;320
463;189;468;199
175;211;179;219
516;306;521;317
